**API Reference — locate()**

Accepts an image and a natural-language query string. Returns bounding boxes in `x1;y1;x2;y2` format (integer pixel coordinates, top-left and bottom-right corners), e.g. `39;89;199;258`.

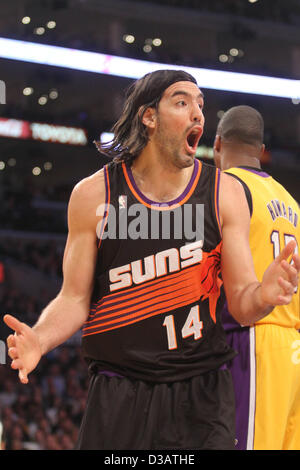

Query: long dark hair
94;69;198;165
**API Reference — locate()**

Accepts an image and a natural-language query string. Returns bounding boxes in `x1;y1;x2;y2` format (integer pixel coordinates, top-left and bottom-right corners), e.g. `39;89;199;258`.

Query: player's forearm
32;292;89;355
228;281;274;326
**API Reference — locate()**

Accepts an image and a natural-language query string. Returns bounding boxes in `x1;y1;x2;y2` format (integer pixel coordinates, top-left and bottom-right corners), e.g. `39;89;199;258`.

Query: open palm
4;314;42;384
261;240;300;306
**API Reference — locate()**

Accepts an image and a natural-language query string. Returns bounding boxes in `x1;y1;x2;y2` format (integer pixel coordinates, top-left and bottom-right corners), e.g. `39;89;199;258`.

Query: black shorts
76;368;235;450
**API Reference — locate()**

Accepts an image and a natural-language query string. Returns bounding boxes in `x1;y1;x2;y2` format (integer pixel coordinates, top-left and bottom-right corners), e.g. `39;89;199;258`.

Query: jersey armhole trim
226;172;253;217
97;165;111;249
214;168;222;238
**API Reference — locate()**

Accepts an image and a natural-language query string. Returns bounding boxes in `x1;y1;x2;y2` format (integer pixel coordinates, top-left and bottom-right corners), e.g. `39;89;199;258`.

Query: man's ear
213;134;221;152
213;135;221;169
140;107;157;129
260;143;266;158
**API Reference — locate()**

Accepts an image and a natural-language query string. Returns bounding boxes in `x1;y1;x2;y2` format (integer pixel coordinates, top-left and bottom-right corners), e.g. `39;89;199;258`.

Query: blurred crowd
0;345;88;450
0;237;64;279
0;193;89;450
1;186;67;234
0;283;88;451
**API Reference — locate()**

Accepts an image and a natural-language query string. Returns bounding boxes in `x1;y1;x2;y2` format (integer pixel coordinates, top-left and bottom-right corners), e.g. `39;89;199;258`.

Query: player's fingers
11;358;23;370
277;240;296;262
280;260;299;286
19;369;28;384
7;334;16;349
8;347;18;360
3;314;24;335
277;294;293;305
292;253;300;272
277;276;296;296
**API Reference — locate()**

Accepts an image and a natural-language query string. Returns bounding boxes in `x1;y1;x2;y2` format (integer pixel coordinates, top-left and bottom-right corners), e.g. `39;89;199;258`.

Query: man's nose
192;104;203;123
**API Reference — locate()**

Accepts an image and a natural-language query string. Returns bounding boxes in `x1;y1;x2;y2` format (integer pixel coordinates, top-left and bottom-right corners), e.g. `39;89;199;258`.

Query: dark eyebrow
171;90;204;100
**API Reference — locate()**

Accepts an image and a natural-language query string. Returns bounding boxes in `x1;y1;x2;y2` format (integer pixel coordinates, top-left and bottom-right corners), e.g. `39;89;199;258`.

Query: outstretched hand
3;314;42;384
261;240;300;307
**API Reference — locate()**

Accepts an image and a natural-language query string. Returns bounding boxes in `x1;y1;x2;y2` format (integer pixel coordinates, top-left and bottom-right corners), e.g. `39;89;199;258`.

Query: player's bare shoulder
218;171;250;228
72;168;105;202
219;171;244;195
68;169;106;232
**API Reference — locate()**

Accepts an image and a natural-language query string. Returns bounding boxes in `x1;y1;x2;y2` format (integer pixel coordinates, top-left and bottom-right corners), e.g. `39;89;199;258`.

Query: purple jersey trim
98;370;124;378
225;327;251;450
126;158;199;207
238;166;270;178
216;168;222;236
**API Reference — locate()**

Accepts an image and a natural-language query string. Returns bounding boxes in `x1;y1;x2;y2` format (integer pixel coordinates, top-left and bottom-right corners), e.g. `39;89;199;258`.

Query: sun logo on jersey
83;241;224;337
197;242;223;323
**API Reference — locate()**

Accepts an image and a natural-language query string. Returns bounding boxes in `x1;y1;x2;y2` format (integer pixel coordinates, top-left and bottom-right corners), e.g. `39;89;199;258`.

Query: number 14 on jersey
163;305;203;350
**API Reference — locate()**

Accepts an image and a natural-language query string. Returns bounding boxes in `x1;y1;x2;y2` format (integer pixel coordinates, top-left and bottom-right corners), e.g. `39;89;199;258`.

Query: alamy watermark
0;80;6;104
96;199;205;241
0;340;6;364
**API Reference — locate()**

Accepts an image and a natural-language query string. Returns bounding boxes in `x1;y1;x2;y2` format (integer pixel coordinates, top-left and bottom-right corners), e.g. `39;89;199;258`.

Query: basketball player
213;105;300;450
4;71;300;450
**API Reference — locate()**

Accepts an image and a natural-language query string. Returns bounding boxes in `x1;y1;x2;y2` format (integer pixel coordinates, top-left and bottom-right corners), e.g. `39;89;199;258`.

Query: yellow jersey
225;166;300;328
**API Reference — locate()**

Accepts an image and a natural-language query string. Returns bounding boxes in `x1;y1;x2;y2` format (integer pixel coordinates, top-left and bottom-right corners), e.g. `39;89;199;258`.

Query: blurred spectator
0;288;46;327
1;185;68;233
42;364;66;397
0;342;88;450
0;283;88;450
0;237;64;279
0;154;87;450
0;379;17;407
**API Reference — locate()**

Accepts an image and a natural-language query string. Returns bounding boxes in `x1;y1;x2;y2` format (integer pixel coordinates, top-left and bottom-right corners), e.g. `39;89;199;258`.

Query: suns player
4;72;300;450
214;105;300;450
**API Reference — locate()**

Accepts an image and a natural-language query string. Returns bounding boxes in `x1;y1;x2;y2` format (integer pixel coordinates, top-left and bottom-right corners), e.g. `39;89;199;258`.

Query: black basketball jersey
81;158;235;382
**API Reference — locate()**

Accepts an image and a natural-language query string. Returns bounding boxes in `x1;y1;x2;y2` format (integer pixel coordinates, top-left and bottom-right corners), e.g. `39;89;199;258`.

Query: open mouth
185;126;203;153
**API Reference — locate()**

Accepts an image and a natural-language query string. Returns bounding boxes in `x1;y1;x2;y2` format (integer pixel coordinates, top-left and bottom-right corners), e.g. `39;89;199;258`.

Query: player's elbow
227;307;253;327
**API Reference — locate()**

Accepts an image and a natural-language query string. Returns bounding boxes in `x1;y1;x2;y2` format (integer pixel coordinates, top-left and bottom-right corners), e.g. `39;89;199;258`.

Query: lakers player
4;72;300;450
214;105;300;450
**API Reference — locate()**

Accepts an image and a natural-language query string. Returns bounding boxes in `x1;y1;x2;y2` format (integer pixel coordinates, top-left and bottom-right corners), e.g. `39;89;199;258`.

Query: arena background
0;0;299;450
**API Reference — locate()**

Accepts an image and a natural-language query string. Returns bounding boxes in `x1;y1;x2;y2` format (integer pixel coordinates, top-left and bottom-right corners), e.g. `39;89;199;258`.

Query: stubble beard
155;120;194;170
